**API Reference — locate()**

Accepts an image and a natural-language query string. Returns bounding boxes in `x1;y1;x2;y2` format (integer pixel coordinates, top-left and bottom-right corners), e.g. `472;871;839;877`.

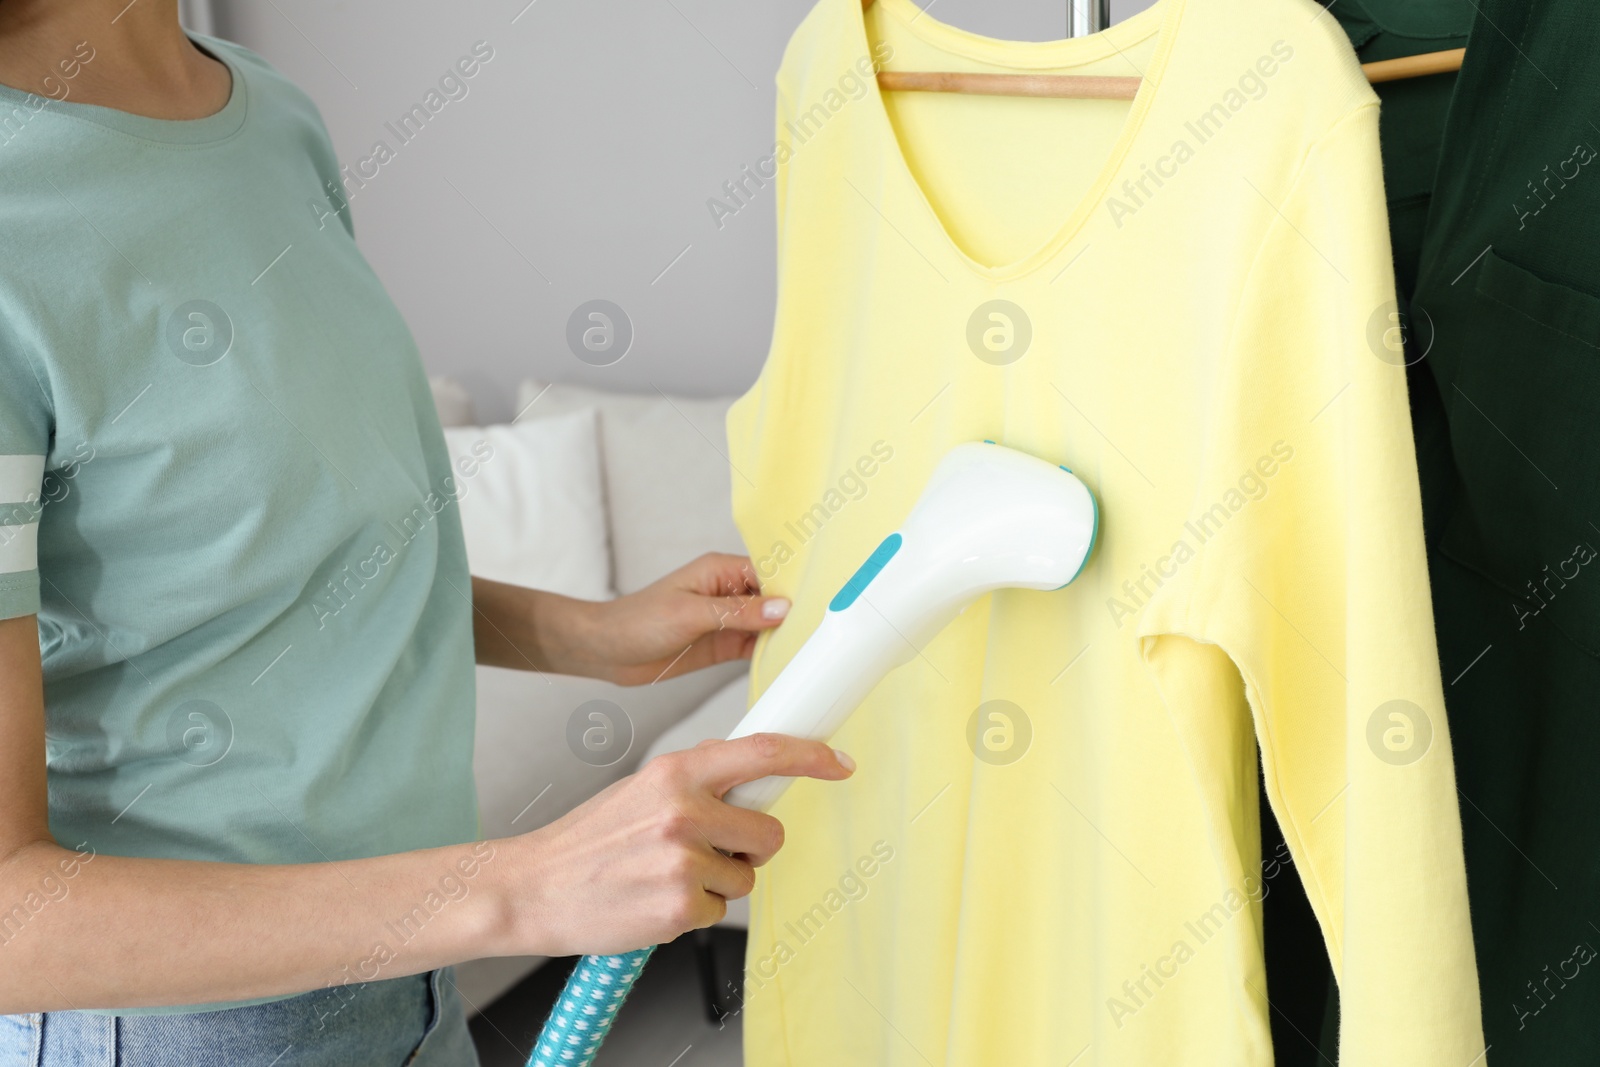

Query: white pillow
429;375;477;428
640;671;752;764
515;379;745;596
442;409;613;601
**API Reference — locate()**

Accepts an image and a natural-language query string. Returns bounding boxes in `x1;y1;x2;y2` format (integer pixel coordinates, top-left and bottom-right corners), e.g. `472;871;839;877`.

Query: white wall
219;0;1155;422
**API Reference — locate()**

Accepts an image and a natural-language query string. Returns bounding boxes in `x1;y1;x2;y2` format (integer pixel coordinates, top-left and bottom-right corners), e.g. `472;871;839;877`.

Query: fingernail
833;748;856;772
762;598;790;620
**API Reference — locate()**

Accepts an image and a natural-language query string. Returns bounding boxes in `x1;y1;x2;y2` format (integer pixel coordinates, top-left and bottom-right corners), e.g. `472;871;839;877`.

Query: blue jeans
0;968;479;1066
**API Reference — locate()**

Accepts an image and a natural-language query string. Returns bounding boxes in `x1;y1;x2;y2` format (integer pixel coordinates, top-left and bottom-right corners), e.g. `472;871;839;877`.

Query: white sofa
433;377;757;1013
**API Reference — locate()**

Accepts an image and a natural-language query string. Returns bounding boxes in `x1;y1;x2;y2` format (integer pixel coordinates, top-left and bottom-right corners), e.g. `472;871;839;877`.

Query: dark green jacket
1331;1;1600;1062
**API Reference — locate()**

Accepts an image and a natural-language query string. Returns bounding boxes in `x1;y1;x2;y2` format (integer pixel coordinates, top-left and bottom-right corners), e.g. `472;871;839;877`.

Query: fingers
702;805;786;867
628;735;853;934
626;630;758;685
672;628;760;672
608;630;754;686
679;552;763;597
677;553;790;626
707;594;790;633
687;734;855;798
699;852;757;901
684;890;729;932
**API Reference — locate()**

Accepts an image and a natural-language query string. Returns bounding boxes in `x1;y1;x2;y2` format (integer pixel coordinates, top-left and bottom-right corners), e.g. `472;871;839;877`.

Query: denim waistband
0;967;479;1066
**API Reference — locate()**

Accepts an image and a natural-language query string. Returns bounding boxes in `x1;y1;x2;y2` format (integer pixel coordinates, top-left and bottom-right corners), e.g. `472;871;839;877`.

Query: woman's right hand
0;612;848;1013
509;733;855;957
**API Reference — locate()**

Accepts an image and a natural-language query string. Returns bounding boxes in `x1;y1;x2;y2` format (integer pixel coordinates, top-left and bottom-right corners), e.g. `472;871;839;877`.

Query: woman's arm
0;615;850;1013
472;553;790;684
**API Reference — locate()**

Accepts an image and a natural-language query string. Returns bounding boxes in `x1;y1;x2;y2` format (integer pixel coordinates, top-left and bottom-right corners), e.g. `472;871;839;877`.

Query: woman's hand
510;733;854;957
471;554;788;682
586;553;789;685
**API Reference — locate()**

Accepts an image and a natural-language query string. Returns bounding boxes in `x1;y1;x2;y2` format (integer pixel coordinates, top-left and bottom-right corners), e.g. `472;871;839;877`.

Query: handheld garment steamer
527;442;1098;1067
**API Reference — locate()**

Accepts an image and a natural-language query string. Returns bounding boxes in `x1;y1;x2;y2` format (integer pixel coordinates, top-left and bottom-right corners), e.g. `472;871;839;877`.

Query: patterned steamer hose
526;947;657;1067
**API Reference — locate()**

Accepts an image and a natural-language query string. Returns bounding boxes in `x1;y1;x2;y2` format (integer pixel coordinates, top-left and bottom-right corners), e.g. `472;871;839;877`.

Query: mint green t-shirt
0;36;480;1005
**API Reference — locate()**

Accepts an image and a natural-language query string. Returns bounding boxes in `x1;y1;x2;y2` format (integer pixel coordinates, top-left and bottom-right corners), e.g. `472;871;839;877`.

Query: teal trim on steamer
1055;483;1099;590
829;533;903;612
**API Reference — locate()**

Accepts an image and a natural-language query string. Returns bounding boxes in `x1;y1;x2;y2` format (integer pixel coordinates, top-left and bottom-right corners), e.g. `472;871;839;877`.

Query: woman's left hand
584;553;789;685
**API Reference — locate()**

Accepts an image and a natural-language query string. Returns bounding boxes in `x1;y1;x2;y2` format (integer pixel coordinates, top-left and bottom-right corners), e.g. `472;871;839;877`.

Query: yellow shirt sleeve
1135;104;1485;1065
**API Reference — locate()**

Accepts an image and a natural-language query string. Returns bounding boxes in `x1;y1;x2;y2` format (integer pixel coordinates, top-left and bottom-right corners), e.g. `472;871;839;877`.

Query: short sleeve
0;350;50;620
1136;106;1486;1063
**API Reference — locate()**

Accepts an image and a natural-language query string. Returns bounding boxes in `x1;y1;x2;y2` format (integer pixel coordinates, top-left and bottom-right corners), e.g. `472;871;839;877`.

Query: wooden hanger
860;0;1465;98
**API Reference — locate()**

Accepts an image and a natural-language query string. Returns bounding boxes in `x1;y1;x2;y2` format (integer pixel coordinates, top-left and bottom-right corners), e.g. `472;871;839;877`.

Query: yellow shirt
725;0;1485;1063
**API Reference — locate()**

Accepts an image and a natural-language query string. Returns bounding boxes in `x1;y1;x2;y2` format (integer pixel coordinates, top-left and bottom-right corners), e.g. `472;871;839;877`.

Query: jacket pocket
1476;250;1600;351
1437;251;1600;655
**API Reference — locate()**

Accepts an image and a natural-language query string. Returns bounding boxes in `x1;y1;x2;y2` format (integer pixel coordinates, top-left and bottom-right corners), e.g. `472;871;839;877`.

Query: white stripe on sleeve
0;521;39;575
0;455;45;503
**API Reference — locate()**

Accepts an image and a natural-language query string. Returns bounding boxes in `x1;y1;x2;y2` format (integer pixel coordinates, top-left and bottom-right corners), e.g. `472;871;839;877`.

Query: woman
0;1;852;1062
